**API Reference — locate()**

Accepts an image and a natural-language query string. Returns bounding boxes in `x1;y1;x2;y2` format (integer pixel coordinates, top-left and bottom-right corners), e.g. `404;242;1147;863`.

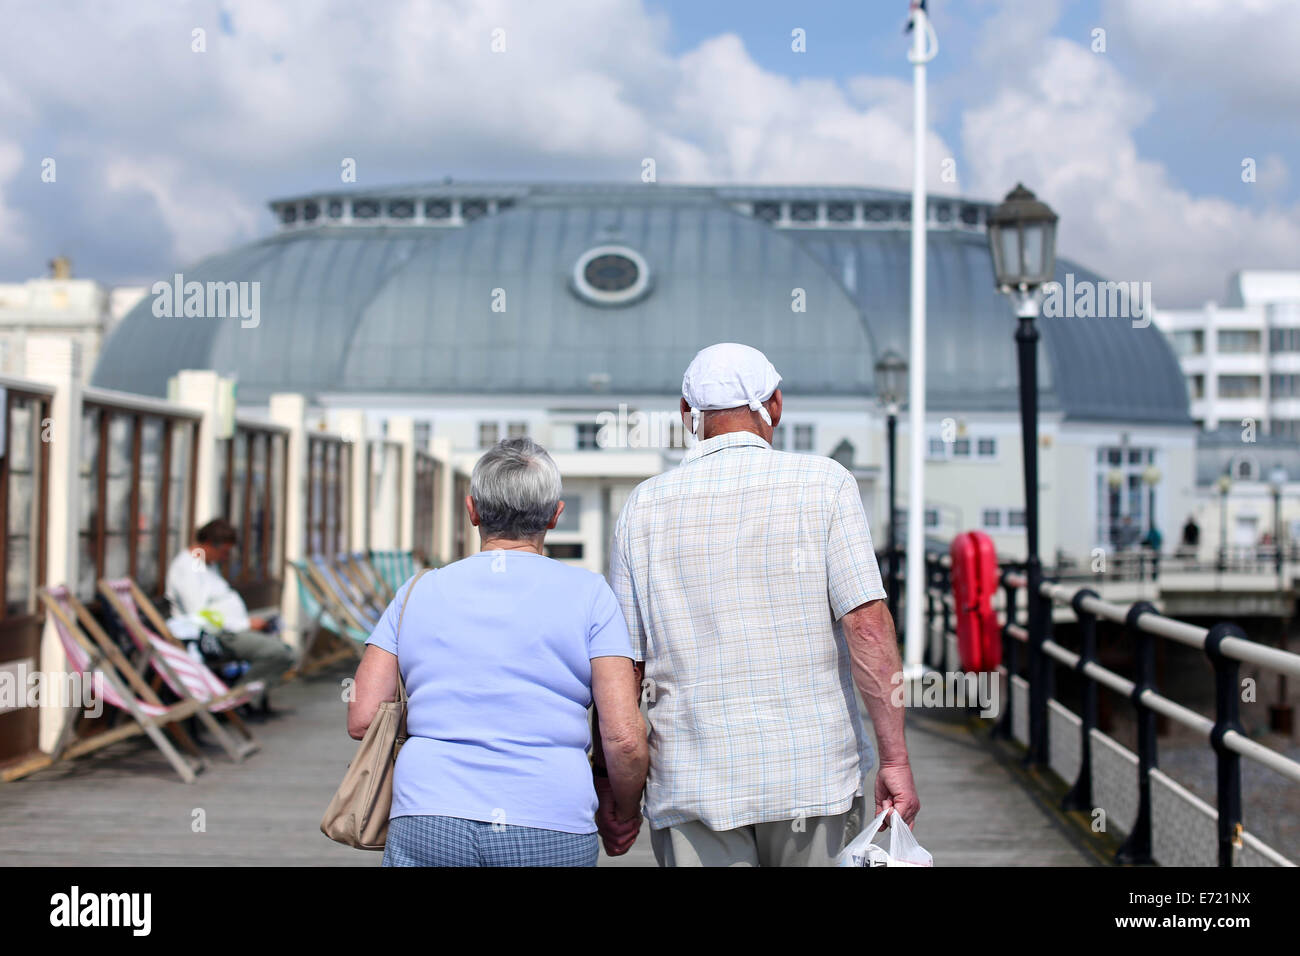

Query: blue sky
0;0;1296;307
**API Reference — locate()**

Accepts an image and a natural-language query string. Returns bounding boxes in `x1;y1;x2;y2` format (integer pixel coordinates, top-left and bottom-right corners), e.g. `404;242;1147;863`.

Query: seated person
165;519;294;711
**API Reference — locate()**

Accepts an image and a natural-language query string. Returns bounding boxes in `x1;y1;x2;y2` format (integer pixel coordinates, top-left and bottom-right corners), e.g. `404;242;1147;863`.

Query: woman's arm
590;656;648;819
348;645;400;739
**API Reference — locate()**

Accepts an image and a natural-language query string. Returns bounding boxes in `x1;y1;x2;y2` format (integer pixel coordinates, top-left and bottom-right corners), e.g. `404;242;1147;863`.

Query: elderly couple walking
349;343;919;867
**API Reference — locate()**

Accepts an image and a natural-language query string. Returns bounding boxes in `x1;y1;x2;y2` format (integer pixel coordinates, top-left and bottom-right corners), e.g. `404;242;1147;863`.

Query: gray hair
470;437;562;539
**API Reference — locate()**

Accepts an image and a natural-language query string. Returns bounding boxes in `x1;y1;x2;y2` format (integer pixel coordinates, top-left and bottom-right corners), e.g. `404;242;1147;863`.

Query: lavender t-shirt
366;550;634;834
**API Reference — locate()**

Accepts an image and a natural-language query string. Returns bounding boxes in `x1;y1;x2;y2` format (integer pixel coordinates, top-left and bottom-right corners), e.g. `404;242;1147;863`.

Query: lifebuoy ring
949;530;1002;673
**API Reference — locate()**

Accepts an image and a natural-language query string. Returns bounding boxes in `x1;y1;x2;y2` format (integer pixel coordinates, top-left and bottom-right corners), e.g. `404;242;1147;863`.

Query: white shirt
164;549;251;634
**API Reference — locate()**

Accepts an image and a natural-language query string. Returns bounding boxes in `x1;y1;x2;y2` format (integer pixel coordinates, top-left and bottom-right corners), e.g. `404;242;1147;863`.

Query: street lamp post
1143;464;1162;580
875;350;908;628
986;183;1059;768
1216;474;1231;572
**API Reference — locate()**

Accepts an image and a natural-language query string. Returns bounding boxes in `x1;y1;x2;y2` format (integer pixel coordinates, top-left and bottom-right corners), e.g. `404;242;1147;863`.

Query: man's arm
841;599;919;827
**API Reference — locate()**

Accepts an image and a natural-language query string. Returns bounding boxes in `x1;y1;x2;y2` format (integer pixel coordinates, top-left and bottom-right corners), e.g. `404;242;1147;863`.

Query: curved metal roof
93;183;1191;424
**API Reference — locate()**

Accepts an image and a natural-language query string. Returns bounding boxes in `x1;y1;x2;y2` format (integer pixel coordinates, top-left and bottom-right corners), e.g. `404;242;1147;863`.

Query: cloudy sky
1;0;1297;307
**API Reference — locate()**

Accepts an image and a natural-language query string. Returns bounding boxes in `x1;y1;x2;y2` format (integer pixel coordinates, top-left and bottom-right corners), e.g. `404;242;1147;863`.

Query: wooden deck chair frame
289;562;366;675
332;553;387;617
337;552;390;612
354;551;396;605
97;578;259;759
12;588;214;783
307;557;380;634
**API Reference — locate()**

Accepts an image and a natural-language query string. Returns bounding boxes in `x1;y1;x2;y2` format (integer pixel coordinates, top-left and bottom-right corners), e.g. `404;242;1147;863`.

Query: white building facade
1154;270;1300;438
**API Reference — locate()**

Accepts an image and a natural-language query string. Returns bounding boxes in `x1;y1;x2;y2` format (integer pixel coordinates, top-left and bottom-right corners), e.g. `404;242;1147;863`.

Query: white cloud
0;0;956;280
0;144;28;256
963;37;1300;307
1103;0;1300;116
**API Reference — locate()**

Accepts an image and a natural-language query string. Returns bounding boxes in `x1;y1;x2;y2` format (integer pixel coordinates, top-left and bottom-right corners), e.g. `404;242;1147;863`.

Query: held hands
874;760;920;830
594;775;641;856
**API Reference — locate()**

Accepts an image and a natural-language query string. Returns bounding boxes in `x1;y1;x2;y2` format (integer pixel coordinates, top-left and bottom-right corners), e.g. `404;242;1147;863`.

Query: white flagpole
904;2;936;678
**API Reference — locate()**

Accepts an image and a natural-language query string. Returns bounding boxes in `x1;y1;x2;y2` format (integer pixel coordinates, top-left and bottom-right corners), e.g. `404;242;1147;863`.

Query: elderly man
165;518;294;709
600;342;919;867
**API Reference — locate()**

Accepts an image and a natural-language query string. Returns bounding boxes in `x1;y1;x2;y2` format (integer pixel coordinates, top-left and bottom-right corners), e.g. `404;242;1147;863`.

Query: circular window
572;245;651;306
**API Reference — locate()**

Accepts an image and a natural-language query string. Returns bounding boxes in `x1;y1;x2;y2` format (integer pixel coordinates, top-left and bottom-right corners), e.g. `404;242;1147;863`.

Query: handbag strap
394;567;431;704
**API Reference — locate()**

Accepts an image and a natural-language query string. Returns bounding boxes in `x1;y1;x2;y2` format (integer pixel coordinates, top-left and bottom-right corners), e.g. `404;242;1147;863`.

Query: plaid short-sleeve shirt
609;430;888;831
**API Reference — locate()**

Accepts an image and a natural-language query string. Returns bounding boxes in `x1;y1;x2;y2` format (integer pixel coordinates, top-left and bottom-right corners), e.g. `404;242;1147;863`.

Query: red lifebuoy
949;530;1002;673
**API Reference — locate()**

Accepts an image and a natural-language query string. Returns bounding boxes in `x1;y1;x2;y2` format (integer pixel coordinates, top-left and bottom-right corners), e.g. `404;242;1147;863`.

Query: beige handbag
321;568;431;850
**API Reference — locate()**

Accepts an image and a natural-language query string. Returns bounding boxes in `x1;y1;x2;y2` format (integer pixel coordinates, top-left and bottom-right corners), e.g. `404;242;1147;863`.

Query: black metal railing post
993;571;1019;740
1205;621;1247;867
1026;579;1050;767
1062;588;1100;812
1117;600;1160;865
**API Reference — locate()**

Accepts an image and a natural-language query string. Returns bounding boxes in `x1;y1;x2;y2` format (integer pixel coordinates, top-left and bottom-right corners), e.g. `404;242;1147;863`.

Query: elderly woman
348;437;648;867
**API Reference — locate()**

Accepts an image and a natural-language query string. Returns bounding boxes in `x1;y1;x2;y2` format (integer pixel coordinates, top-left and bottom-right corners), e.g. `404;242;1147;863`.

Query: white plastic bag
836;808;933;867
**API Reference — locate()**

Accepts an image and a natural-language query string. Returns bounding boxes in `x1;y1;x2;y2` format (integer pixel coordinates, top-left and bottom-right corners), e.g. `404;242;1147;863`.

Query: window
1270;420;1300;439
79;401;199;601
1271;374;1300;398
279;205;297;225
327;199;343;219
572;246;651;307
425;199;451;220
387;199;414;220
772;425;787;450
478;421;500;449
352;199;379;219
1218;330;1260;353
1218;375;1262;399
576;423;601;450
793;424;815;452
303;200;319;222
1172;329;1204;357
553;495;581;532
977;437;997;458
925;508;939;528
864;202;891;222
927;437;945;459
827;202;855;223
1189;374;1205;400
790;202;817;222
305;435;351;558
218;425;289;608
461;199;488;221
982;509;1002;528
952;438;972;458
1233;456;1258;481
753;202;781;223
1007;510;1026;528
545;543;584;560
506;421;528;439
413;451;439;564
414;420;432;448
1269;328;1300;352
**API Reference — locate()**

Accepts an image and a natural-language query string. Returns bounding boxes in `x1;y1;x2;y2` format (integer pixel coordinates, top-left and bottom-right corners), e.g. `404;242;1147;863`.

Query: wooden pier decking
0;664;1096;867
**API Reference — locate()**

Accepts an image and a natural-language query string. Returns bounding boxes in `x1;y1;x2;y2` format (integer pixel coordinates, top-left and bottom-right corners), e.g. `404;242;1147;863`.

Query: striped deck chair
19;586;220;783
98;578;259;759
352;551;396;605
369;550;418;597
333;553;388;617
309;556;381;632
290;561;368;674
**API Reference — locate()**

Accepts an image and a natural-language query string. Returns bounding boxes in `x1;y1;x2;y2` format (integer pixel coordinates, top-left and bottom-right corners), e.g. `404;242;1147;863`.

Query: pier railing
921;553;1299;867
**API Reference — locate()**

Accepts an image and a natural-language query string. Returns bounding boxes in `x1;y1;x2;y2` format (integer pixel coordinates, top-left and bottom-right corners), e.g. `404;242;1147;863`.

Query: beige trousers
650;796;865;867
